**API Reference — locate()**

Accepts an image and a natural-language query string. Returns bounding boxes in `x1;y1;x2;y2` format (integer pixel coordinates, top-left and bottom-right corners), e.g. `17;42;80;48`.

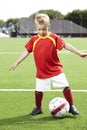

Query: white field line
0;50;87;54
0;89;87;92
59;50;87;54
0;52;22;54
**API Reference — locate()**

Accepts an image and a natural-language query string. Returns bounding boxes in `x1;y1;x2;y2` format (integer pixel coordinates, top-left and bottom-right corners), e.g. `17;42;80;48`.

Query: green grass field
0;38;87;130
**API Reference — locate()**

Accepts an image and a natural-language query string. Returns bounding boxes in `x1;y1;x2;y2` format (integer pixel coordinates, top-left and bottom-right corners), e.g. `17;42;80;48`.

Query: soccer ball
49;97;70;117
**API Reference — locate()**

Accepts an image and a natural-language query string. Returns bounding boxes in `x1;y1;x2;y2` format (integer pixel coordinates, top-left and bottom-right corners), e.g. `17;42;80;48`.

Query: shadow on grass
0;114;77;126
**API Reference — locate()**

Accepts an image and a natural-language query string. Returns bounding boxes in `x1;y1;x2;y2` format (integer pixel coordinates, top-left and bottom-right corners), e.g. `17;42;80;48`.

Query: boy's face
36;24;49;37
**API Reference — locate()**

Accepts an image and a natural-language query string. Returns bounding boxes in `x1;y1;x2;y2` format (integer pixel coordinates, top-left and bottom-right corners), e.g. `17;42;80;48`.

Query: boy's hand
80;53;87;59
9;63;18;71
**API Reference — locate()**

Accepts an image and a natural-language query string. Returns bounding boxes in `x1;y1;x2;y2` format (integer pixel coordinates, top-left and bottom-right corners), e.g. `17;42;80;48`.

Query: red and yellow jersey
25;32;66;78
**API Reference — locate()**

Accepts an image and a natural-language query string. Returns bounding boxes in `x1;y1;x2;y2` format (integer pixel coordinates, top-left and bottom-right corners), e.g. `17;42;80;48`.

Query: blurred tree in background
64;9;87;28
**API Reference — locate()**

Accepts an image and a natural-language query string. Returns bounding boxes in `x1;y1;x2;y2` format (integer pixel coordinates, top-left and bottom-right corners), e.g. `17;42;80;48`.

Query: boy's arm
64;43;87;59
9;49;29;71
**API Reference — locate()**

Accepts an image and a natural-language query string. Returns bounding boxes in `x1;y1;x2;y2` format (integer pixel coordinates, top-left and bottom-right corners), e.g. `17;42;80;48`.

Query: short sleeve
56;35;66;50
25;38;34;52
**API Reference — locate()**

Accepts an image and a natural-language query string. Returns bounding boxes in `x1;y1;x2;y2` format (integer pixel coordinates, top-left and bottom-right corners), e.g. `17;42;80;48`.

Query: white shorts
36;73;69;92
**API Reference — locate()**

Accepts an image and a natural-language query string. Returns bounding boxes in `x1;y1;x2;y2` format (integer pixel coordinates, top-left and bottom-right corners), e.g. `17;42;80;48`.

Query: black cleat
69;105;79;115
29;107;43;116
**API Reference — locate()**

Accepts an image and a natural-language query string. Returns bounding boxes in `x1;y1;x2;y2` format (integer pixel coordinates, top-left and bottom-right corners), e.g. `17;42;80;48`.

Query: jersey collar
38;32;51;38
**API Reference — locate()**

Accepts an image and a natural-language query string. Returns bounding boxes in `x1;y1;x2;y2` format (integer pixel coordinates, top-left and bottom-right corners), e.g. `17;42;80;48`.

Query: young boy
9;13;87;116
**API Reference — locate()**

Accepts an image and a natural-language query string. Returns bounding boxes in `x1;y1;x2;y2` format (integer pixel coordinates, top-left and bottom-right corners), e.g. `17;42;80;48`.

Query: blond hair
35;13;50;26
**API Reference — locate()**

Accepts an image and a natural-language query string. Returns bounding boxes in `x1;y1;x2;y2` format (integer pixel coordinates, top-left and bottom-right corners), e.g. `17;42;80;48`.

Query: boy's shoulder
50;32;60;39
30;34;39;41
32;34;39;39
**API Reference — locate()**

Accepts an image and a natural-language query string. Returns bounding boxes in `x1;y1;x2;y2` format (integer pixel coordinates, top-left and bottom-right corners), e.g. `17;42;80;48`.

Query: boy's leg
29;77;50;115
63;87;79;115
63;87;73;106
29;91;43;115
35;91;43;109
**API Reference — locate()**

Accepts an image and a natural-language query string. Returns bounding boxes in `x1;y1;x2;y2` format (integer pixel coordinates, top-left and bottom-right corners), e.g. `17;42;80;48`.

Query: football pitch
0;38;87;130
